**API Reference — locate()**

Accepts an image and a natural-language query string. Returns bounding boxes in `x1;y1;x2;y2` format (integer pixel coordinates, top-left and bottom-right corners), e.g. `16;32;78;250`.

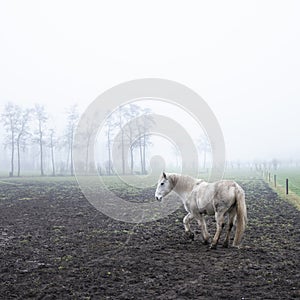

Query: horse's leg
183;213;195;240
210;210;226;249
197;215;210;244
223;208;236;248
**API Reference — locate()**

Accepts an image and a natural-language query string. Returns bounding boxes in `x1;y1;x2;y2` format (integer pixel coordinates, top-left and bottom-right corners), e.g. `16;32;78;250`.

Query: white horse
155;172;247;249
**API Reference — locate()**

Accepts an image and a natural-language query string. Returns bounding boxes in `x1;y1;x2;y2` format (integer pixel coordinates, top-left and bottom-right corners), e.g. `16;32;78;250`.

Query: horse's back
215;180;241;196
194;180;243;213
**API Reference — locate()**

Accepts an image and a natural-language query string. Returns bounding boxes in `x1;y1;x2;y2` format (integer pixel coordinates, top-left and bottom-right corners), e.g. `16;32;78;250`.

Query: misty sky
0;1;300;162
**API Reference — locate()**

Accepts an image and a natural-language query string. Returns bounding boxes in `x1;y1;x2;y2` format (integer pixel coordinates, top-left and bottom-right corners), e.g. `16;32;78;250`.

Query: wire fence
263;169;300;197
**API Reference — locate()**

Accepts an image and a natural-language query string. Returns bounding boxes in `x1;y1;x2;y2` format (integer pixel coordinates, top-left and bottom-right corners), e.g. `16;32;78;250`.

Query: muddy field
0;177;299;299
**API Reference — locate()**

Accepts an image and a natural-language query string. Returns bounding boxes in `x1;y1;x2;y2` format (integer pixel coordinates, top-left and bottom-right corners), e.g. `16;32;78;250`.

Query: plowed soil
0;178;299;299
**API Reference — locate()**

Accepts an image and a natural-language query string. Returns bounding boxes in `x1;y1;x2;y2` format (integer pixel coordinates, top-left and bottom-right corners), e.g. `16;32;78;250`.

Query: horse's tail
233;185;247;247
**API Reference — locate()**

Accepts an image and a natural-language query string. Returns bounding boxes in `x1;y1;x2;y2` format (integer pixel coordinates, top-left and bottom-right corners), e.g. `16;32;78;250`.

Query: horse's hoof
189;232;195;241
210;244;217;250
184;231;194;241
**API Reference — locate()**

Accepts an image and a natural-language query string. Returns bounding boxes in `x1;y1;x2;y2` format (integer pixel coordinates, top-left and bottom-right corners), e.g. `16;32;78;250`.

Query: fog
1;0;300;174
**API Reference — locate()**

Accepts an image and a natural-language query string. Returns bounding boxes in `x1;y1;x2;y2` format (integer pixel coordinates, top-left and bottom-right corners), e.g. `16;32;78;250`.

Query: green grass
0;168;260;185
265;168;300;210
0;175;77;183
275;169;300;196
265;168;300;196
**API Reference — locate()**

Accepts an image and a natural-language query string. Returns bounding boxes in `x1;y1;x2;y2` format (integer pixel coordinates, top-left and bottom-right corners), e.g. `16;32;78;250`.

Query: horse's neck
169;174;197;199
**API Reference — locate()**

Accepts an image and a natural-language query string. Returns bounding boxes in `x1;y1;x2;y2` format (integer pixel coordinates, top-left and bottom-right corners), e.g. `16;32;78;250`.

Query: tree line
0;102;158;177
1;102;79;177
1;102;213;177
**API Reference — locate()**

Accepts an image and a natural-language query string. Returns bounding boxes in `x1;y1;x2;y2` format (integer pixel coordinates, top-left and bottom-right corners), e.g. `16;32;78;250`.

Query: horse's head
155;172;173;201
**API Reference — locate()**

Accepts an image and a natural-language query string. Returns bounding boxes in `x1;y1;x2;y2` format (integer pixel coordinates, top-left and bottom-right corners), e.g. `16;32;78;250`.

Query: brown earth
0;178;299;299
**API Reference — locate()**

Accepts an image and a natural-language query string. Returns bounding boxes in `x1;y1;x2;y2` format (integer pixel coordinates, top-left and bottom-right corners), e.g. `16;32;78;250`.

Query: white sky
0;0;300;161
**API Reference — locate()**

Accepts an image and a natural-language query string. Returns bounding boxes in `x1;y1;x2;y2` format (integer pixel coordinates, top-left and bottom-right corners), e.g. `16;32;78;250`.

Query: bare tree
15;108;31;176
134;109;154;174
85;124;96;174
123;104;140;174
34;104;47;176
104;110;116;175
1;103;20;176
65;105;79;176
48;129;56;176
115;106;127;175
108;105;136;175
141;109;154;174
198;136;211;170
76;116;98;174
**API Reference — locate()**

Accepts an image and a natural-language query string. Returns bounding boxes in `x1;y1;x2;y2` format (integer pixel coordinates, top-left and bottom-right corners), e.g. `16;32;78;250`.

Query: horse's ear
163;172;167;179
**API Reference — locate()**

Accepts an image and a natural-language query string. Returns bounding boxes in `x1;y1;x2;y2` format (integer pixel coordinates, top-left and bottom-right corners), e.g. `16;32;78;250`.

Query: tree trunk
40;140;44;176
10;129;14;177
128;124;134;174
130;145;134;174
17;137;21;177
139;139;143;174
70;148;73;176
66;144;70;174
85;136;91;174
142;134;146;174
70;136;74;176
50;135;55;176
107;130;111;175
39;123;44;176
118;111;125;175
51;146;55;176
121;129;125;175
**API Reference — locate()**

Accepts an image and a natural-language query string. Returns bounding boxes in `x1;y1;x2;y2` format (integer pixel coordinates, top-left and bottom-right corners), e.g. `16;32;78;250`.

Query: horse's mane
166;173;199;193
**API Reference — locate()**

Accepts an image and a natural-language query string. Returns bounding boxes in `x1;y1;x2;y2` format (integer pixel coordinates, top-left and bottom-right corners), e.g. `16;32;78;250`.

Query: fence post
268;172;271;182
274;175;276;188
286;178;289;195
